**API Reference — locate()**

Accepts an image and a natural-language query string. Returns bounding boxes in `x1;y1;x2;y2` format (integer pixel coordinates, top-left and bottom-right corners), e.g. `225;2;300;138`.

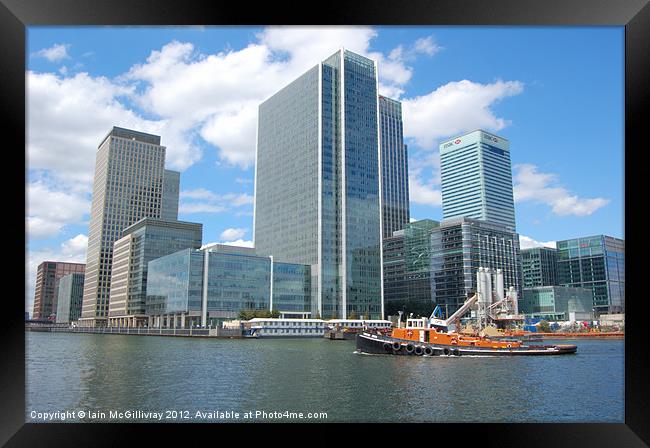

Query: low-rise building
520;286;594;321
146;245;311;328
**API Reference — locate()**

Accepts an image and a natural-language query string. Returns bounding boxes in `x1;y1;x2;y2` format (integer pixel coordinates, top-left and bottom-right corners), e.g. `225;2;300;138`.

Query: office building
80;127;178;327
556;235;624;314
32;261;85;320
379;95;409;237
146;245;311;328
382;219;440;317
439;130;516;231
520;286;594;321
55;273;85;324
161;169;180;221
254;49;383;320
107;218;203;327
430;217;522;316
521;247;558;288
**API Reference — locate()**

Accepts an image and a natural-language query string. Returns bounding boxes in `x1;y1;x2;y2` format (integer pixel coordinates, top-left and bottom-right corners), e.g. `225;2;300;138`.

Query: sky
25;26;624;314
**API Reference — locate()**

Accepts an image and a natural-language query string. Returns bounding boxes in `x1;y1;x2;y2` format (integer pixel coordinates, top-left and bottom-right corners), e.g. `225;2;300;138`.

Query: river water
25;332;624;423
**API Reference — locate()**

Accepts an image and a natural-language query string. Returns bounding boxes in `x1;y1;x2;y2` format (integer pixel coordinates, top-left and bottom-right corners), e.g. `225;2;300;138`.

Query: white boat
244;318;326;338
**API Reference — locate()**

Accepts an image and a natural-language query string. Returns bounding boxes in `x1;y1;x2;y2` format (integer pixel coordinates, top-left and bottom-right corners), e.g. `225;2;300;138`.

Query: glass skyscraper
254;49;383;320
80;127;178;327
556;235;625;314
379;95;409;237
439;130;516;231
107;218;203;327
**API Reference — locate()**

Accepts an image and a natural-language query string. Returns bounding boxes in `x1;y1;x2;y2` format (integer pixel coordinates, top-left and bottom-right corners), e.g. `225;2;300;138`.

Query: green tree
348;311;358;320
538;320;551;333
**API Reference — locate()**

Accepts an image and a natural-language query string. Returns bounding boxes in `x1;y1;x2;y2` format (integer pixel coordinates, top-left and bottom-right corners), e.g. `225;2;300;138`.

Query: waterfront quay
25;324;242;338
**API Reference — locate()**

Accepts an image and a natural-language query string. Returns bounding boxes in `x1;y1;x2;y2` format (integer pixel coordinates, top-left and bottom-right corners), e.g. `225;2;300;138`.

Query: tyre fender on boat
443;347;451;356
414;346;424;356
452;348;460;356
392;341;401;351
383;342;392;352
406;344;415;354
424;346;434;356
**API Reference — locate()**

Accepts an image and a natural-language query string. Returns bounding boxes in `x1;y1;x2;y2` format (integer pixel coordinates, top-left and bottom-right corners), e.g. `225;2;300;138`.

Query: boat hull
356;332;577;356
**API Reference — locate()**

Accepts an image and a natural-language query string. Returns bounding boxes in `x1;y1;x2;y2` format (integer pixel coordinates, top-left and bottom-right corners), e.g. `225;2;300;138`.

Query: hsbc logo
454;139;461;144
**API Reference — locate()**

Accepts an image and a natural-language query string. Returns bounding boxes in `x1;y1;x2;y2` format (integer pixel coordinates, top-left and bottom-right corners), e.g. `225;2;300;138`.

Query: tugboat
356;315;577;356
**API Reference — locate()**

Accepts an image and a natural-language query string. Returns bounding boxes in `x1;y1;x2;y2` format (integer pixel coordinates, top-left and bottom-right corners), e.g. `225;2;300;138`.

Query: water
26;332;624;422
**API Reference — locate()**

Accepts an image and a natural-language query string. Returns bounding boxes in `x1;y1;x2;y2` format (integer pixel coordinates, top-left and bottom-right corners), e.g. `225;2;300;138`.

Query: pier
25;324;243;338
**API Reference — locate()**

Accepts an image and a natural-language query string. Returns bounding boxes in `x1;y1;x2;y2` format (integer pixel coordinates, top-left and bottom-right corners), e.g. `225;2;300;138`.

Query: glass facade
55;273;85;323
255;49;382;320
521;247;558;288
382;220;440;317
108;218;202;325
379;95;409;237
430;217;522;317
161;170;180;221
146;248;311;326
556;235;624;314
521;286;594;320
439;130;516;231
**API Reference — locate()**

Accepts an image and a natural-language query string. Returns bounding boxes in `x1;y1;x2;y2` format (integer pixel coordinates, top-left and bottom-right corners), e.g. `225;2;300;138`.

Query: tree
348;311;358;320
538;320;551;333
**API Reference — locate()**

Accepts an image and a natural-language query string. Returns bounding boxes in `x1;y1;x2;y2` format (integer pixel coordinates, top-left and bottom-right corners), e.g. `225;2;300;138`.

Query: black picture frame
4;0;648;445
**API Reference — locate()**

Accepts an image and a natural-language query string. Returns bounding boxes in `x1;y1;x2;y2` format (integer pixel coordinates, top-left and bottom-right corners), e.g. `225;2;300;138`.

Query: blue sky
25;26;624;312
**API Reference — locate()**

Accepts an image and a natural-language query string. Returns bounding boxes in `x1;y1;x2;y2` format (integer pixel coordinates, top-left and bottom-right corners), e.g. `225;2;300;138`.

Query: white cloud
25;234;88;313
26;181;91;238
519;235;557;250
219;227;248;241
402;79;524;150
513;164;609;216
179;188;253;215
408;176;442;206
413;36;442;57
219;239;254;248
34;43;70;62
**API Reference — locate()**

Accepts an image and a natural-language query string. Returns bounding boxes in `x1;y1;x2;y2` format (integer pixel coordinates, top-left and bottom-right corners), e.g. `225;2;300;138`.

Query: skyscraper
55;273;85;324
32;261;85;320
379;95;409;237
439;130;516;231
254;48;383;320
161;169;180;221
79;127;176;327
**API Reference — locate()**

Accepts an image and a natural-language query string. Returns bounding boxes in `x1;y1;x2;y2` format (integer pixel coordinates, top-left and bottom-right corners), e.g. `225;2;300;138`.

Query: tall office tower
80;127;175;327
55;273;85;324
107;218;202;327
430;217;522;316
254;48;383;320
439;130;516;231
379;95;410;237
162;169;180;221
521;247;558;288
556;235;625;314
32;261;85;320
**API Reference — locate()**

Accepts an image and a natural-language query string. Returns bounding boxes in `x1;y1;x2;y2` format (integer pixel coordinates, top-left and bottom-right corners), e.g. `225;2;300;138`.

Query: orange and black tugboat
356;316;577;356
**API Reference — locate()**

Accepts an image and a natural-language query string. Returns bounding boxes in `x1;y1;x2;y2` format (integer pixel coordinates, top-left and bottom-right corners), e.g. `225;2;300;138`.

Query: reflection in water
26;333;623;422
